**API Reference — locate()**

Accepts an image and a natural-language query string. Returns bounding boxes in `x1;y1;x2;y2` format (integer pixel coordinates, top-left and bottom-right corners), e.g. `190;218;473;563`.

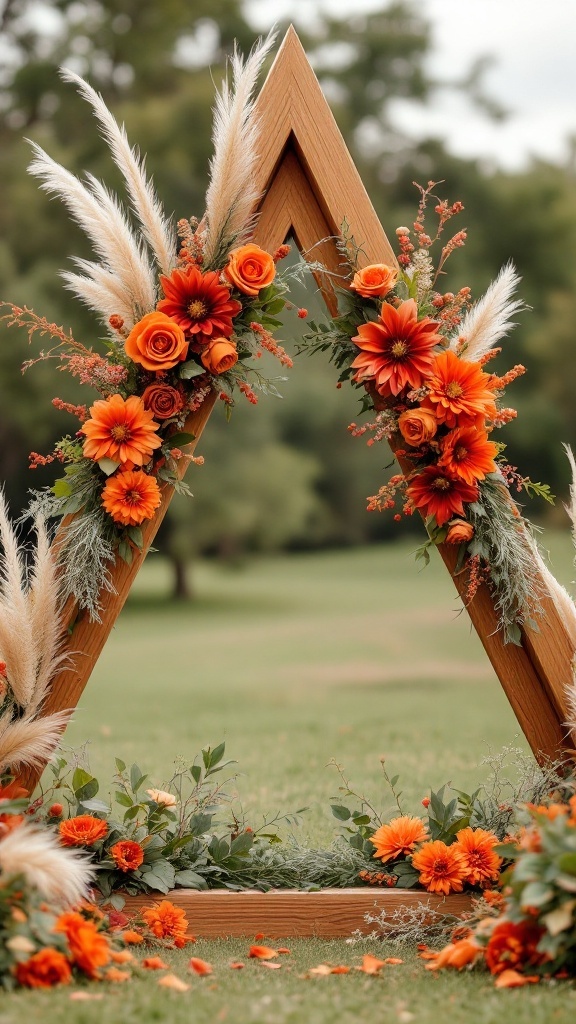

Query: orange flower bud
200;337;238;375
445;519;474;544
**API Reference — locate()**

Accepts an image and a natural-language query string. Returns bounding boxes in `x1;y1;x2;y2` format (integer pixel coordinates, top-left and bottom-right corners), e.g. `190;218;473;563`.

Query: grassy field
5;532;576;1022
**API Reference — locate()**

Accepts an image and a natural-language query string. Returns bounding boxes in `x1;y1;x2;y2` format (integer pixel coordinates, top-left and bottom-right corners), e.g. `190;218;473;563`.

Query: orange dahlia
110;839;145;872
102;470;162;526
422;350;497;428
406;466;479;526
59;814;107;847
453;826;502;886
351;298;441;397
485;920;546;976
15;947;72;989
142;900;189;948
411;839;467;895
82;394;161;468
439;426;498;484
370;815;429;863
157;266;242;344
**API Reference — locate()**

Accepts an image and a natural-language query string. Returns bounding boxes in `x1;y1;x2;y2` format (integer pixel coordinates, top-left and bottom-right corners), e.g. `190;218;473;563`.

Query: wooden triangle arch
26;26;574;788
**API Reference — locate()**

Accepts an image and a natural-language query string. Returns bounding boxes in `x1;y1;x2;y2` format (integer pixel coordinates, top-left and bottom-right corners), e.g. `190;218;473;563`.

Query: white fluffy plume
0;494;68;711
0;823;93;905
0;711;71;774
59;68;176;277
203;30;276;265
450;262;524;361
28;142;156;329
563;444;576;555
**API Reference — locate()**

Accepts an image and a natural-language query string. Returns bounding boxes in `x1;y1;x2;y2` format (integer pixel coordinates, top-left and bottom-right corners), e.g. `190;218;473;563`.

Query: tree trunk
171;556;192;601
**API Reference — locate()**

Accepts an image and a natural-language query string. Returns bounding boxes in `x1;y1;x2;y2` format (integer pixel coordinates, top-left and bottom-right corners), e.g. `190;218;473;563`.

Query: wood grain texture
119;887;471;938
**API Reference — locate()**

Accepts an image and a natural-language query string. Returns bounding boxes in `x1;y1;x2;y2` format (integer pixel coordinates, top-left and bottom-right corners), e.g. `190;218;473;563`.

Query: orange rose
141;383;184;420
225;243;276;296
125;312;188;371
397;408;437;447
445;519;474;544
111;839;145;872
15;947;72;989
351;263;398;299
200;337;238;375
59;814;108;847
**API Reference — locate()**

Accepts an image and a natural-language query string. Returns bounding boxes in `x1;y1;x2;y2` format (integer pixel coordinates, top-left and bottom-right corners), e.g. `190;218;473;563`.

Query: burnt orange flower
55;911;111;978
0;780;29;800
422;350;498;428
424;938;482;971
453;827;502;887
110;839;144;873
15;947;72;989
121;930;144;945
142;383;184;420
188;957;213;976
411;840;467;895
59;814;107;847
445;519;474;544
125;311;189;371
370;815;429;863
200;337;238;375
397;408;438;447
82;394;161;467
102;470;162;527
351;298;441;397
485;920;546;975
158;266;241;343
351;263;398;299
526;802;569;821
406;466;479;527
225;243;276;296
439;426;498;484
142;901;189;947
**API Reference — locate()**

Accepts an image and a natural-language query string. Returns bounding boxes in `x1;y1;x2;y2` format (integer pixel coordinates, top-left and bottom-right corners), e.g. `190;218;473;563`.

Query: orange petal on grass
121;930;144;944
110;950;134;964
494;970;540;989
188;957;213;976
69;992;104;1001
254;932;266;940
260;961;282;969
142;956;170;970
249;945;279;959
229;962;245;970
104;967;131;983
384;957;404;965
357;954;387;975
158;973;191;992
309;964;351;976
277;947;291;955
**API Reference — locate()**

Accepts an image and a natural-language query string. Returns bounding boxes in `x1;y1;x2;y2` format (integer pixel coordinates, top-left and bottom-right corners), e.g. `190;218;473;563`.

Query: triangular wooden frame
28;28;574;794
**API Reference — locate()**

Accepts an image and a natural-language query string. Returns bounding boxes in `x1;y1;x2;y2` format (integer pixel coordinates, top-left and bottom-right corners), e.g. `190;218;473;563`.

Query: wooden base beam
118;888;471;939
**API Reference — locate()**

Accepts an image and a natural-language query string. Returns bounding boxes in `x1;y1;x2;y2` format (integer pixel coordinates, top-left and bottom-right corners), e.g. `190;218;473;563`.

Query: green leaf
174;870;208;890
80;797;110;813
330;804;351;821
230;831;254;857
166;431;196;448
190;765;202;784
118;540;132;565
126;526;143;548
115;758;126;773
352;814;371;826
519;880;554;907
97;457;120;476
130;764;145;792
108;894;126;911
557;852;576;876
180;361;206;380
115;791;133;808
52;478;72;498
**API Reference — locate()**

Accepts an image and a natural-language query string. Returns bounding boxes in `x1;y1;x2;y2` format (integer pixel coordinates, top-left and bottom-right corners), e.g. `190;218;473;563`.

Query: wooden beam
120;887;471;939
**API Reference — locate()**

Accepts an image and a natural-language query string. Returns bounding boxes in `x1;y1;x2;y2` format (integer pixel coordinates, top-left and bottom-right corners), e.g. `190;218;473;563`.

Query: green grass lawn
6;532;576;1022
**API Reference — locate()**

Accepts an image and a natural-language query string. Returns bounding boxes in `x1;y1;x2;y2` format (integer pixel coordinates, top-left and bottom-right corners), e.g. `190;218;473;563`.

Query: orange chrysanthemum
485;920;546;976
82;394;161;467
110;839;145;873
439;426;498;485
55;911;111;978
15;947;72;989
370;815;429;864
102;470;162;527
450;823;500;888
406;466;479;527
411;839;467;895
422;350;498;428
157;266;242;344
453;827;502;886
142;901;189;948
351;298;441;397
59;814;107;847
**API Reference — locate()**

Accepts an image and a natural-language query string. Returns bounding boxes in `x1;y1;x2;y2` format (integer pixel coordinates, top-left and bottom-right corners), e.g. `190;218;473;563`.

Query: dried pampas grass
0;823;93;905
451;262;524;362
0;710;71;774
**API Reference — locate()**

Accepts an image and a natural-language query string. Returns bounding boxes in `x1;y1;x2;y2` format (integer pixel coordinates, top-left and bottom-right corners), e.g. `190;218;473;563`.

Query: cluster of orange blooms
347;258;524;540
370;814;502;896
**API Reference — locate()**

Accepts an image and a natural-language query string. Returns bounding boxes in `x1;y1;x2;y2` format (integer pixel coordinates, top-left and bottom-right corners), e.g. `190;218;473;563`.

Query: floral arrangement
301;182;554;642
1;35;293;618
421;789;576;987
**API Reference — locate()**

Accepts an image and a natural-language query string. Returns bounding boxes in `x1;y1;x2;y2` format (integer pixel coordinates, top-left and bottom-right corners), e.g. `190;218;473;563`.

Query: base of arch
117;888;471;938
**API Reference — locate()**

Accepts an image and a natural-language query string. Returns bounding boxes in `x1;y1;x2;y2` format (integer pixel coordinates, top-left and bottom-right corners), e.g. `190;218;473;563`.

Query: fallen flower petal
494;970;540;989
110;950;134;965
121;930;144;945
277;947;291;954
158;973;191;992
357;954;387;975
104;967;131;983
249;945;279;959
384;957;403;965
69;992;104;1001
142;956;170;970
260;961;282;969
229;962;245;970
188;957;213;976
308;964;333;976
254;932;265;940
